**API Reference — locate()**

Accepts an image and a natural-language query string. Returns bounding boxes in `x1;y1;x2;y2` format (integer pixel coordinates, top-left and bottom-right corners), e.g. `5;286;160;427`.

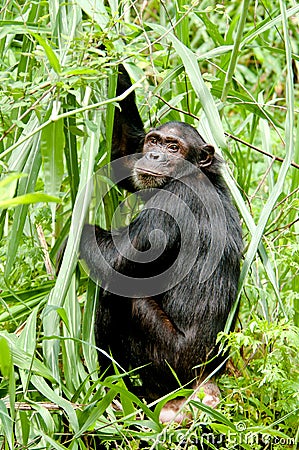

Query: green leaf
0;400;13;450
241;4;299;47
31;375;79;432
40;116;65;199
148;23;226;148
195;13;225;46
75;0;110;29
0;336;12;378
4;139;42;278
31;32;61;74
61;68;99;77
42;103;102;381
1;332;55;382
0;173;27;202
190;399;237;429
0;192;61;209
38;432;69;449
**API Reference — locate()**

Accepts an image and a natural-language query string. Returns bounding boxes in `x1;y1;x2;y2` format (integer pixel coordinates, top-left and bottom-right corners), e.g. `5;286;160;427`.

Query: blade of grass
41;103;65;237
63;94;80;206
148;23;226;148
32;33;61;74
40;106;65;199
31;374;79;432
42;94;102;380
241;0;295;292
221;0;250;103
226;0;295;329
241;4;299;47
0;193;60;209
82;281;98;378
0;400;14;450
62;278;89;395
75;0;110;29
4;135;41;279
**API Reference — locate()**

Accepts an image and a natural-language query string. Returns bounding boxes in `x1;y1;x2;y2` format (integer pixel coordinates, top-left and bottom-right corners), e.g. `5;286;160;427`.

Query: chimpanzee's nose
146;151;167;162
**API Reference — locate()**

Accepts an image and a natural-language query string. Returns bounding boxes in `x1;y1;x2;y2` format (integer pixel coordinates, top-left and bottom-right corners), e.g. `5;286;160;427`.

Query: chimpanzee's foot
159;381;221;424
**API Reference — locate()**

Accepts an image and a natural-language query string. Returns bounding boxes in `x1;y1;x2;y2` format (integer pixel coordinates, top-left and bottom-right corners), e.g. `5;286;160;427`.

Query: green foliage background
0;0;298;448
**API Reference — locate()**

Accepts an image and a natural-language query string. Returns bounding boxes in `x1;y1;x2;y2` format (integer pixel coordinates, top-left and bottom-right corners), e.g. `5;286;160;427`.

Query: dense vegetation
0;0;298;448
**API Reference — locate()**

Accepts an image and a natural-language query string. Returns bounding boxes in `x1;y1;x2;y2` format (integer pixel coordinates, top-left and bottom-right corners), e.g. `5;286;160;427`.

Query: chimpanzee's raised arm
111;65;145;161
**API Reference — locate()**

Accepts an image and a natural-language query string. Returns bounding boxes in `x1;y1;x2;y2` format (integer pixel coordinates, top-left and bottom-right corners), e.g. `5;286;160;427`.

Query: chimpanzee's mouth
135;168;165;177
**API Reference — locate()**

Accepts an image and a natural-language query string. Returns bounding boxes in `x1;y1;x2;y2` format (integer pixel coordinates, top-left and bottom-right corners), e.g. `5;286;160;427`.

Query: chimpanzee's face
133;122;215;189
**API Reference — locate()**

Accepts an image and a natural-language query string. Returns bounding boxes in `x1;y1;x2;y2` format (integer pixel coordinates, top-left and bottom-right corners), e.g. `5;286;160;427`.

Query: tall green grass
0;0;298;448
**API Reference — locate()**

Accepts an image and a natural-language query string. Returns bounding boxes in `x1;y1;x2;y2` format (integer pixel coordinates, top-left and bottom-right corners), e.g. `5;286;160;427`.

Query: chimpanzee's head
133;121;215;189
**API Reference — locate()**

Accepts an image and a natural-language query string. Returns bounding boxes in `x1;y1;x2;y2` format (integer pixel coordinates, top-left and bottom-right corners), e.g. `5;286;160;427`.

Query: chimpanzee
79;65;242;422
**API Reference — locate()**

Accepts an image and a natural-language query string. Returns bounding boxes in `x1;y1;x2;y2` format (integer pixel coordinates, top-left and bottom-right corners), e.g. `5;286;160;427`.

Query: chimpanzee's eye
168;144;179;152
150;137;157;145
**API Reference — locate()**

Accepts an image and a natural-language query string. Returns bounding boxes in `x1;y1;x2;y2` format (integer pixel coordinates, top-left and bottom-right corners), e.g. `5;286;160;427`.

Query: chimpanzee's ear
198;144;215;167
